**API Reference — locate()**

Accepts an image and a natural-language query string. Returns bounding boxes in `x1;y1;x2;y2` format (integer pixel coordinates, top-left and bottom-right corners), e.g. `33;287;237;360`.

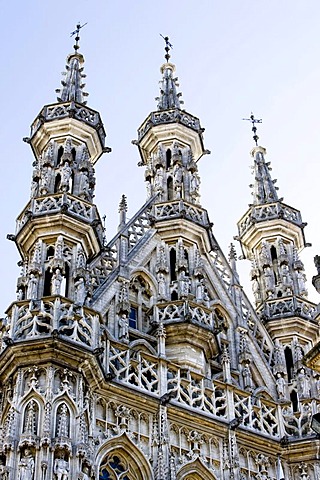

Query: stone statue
27;274;38;300
196;278;205;302
54;453;69;480
30;180;38;199
280;264;293;294
39;166;52;193
242;364;253;391
18;449;35;480
263;266;274;297
190;171;200;198
74;277;86;305
297;368;311;398
154;167;164;193
51;269;63;295
252;277;261;302
179;271;190;298
296;270;307;296
260;241;271;266
17;288;24;301
157;272;166;299
173;163;183;185
276;373;286;400
118;314;129;341
79;171;90;198
60;162;72;192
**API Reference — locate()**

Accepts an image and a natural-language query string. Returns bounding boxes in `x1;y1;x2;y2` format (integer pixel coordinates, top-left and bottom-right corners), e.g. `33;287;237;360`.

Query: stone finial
56;52;88;105
156;63;183;111
118;194;128;228
250;147;279;205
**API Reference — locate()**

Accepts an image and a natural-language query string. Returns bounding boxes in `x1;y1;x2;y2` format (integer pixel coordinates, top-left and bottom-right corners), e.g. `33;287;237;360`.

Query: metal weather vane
70;22;88;52
242;112;262;146
160;34;173;62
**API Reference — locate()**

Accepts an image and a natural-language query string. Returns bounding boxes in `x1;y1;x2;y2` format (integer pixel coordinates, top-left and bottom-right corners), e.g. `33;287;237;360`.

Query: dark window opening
71;147;76;163
171;290;178;301
167;177;174;200
290;390;299;412
54;173;61;193
46;246;55;260
64;264;70;297
57;146;64;166
43;269;53;296
271;245;277;261
170;248;177;281
285;346;294;382
166;149;172;169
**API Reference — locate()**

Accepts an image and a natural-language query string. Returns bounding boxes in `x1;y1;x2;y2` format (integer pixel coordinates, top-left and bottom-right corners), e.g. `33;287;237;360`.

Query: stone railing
1;297;101;351
238;202;303;237
138;108;202;141
154;300;214;329
153;200;208;227
258;297;317;322
100;338;318;439
16;194;99;235
30;101;106;146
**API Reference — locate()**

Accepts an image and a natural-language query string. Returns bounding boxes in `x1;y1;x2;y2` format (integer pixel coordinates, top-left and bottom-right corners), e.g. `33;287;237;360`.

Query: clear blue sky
1;1;320;313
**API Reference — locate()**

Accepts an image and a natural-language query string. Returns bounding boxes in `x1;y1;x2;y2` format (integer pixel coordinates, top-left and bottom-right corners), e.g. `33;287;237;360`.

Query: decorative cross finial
70;22;88;52
160;34;173;62
242;112;262;146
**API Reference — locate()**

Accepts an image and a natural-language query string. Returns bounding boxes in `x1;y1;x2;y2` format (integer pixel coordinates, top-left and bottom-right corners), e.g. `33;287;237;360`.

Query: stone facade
0;39;320;480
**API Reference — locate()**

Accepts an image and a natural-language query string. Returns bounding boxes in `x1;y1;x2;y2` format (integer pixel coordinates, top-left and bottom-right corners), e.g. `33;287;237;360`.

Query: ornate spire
249;146;279;204
55;23;89;105
156;63;183;111
156;37;183;111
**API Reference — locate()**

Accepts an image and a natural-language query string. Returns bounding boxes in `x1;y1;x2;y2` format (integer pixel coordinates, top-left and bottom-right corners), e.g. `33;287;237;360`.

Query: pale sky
1;1;320;314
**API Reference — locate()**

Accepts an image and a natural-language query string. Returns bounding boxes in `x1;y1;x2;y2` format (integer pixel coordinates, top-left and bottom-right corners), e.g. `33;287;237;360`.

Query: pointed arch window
284;346;294;382
170;248;177;282
100;453;140;480
54;173;62;193
167;176;174;200
43;268;53;297
166;149;172;168
57;146;64;166
290;389;299;412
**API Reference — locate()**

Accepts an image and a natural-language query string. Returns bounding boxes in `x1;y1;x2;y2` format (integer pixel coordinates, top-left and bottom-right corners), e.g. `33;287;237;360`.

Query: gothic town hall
1;33;320;480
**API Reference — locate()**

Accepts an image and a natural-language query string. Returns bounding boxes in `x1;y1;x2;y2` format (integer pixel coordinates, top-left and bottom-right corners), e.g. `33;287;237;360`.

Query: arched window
57;146;64;166
290;389;299;412
129;275;153;332
43;268;53;296
284;346;294;382
46;246;55;260
167;176;174;200
71;147;76;163
270;245;277;261
99;452;143;480
170;248;177;282
177;459;217;480
166;149;172;168
54;173;61;193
